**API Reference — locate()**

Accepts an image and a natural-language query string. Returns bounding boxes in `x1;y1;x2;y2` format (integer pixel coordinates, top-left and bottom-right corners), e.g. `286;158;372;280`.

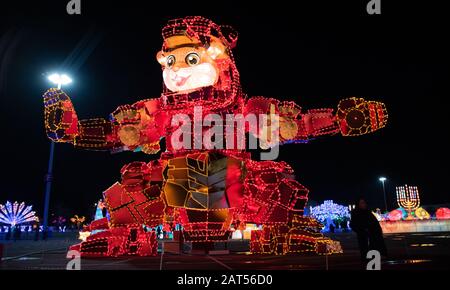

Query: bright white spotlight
48;73;72;89
379;177;387;182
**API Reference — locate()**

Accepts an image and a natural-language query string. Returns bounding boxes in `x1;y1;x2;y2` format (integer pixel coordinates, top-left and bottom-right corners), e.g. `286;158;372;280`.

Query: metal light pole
43;141;55;236
42;73;72;239
379;177;388;212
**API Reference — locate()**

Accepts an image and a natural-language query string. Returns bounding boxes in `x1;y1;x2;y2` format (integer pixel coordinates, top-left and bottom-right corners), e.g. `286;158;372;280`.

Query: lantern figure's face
157;35;226;93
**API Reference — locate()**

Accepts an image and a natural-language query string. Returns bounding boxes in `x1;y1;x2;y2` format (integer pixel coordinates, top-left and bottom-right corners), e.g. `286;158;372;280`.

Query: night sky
1;1;449;219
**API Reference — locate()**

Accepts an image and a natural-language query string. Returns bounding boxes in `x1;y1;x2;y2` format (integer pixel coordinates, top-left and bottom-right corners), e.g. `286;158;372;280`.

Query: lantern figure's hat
161;16;238;51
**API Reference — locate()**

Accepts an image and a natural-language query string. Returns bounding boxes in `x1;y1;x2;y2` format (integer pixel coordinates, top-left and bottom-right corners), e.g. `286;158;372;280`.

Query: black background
1;0;449;219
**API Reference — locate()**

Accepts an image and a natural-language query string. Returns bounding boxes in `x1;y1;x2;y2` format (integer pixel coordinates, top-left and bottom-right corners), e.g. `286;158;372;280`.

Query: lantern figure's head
157;16;241;109
157;34;227;92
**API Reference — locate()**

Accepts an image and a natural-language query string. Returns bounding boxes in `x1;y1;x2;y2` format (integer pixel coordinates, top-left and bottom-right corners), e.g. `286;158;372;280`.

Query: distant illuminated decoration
415;207;430;220
379;184;432;222
387;209;403;221
436;208;450;220
0;201;38;226
396;185;420;219
310;200;350;224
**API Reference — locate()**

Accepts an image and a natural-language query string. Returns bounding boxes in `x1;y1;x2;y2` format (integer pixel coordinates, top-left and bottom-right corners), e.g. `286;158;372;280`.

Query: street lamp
379;177;388;213
48;73;72;89
42;73;72;239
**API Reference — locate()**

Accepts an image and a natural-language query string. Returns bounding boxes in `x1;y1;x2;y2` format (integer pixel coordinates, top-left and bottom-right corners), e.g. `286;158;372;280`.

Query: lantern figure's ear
221;25;238;49
207;39;227;60
156;51;166;65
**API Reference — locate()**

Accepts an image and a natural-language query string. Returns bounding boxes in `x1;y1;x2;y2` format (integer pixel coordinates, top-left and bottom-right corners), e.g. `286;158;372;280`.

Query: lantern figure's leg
250;224;290;255
244;160;306;255
244;160;341;255
241;160;308;225
69;160;165;257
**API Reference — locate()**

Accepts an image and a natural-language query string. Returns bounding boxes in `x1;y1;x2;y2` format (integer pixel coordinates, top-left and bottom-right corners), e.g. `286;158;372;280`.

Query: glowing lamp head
379;177;387;182
48;73;72;89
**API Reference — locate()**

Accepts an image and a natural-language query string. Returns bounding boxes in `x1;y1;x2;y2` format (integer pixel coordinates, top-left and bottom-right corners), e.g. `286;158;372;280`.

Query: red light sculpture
436;208;450;220
43;16;387;257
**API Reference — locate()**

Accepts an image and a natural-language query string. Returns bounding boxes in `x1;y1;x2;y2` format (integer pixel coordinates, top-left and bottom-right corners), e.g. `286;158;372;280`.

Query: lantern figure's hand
111;105;141;148
244;97;340;146
278;103;302;142
336;97;388;136
43;88;121;150
43;88;79;142
278;101;339;142
110;99;168;154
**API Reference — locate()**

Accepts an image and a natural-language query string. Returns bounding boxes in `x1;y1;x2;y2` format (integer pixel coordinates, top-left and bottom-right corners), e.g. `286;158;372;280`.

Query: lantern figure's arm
292;108;340;141
244;96;388;144
43;89;165;153
43;88;124;150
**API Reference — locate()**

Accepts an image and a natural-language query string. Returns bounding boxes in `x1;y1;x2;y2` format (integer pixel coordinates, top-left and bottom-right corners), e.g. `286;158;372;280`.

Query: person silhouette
350;197;387;262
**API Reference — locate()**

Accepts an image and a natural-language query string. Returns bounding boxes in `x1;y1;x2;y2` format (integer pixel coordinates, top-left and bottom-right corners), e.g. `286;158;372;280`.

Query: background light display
0;201;38;227
396;184;420;219
310;200;350;229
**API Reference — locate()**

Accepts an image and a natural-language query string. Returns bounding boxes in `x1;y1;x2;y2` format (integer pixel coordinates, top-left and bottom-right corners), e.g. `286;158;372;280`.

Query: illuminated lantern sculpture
396;185;420;219
387;209;403;221
0;201;38;227
310;200;350;231
414;207;430;220
43;16;387;257
436;208;450;220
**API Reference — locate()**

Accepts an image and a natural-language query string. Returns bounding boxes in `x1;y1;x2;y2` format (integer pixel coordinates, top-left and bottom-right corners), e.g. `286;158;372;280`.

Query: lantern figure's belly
162;151;244;242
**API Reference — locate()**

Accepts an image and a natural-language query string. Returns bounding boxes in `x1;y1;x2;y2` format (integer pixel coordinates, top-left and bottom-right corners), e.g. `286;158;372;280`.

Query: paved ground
1;232;449;270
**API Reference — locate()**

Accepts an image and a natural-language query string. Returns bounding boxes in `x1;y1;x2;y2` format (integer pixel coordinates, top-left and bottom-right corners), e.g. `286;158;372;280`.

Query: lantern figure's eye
185;53;200;66
166;55;176;68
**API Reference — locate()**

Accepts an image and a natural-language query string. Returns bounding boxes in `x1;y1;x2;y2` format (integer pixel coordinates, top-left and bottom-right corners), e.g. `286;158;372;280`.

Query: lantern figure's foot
68;220;157;257
250;216;343;255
